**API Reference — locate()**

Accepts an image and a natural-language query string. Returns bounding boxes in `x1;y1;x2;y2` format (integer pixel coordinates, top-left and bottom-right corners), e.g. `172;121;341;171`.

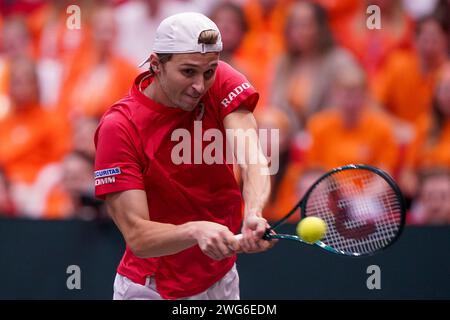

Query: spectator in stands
236;0;293;106
34;1;96;107
332;0;414;80
254;107;293;215
433;0;450;56
71;117;99;159
400;62;450;196
0;56;68;184
45;151;104;220
58;2;138;120
374;14;448;144
271;1;357;130
0;56;69;216
44;116;102;220
37;0;93;60
0;16;33;117
268;65;399;222
0;15;33;58
209;2;251;79
409;169;450;225
305;65;399;174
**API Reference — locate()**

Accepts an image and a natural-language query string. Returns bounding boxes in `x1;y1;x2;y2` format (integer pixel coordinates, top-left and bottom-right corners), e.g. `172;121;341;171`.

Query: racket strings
306;169;403;255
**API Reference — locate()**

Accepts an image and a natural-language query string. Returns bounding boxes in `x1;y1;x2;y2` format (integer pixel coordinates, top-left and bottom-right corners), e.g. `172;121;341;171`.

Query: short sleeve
94;112;145;199
213;62;259;121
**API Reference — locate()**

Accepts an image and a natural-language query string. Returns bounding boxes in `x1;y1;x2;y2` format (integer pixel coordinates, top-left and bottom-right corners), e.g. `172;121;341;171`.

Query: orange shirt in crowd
305;108;399;174
0;105;69;184
22;2;51;58
239;0;292;106
242;0;289;57
44;186;73;219
0;58;9;113
405;117;450;170
58;51;138;119
226;45;264;101
264;162;305;222
331;2;413;80
374;50;442;125
39;8;91;67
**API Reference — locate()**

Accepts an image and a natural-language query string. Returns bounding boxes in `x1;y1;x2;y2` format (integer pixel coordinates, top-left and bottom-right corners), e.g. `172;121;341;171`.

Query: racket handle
233;229;272;241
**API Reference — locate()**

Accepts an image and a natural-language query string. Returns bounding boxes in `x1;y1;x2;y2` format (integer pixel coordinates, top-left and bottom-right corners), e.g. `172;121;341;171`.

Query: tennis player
94;12;274;300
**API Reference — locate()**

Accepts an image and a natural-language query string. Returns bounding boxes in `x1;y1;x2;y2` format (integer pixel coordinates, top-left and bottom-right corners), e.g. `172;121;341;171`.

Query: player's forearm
241;161;271;218
125;220;198;258
106;190;202;258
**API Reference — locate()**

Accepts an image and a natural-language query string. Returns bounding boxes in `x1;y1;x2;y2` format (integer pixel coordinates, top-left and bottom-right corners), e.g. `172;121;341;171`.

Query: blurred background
0;0;449;299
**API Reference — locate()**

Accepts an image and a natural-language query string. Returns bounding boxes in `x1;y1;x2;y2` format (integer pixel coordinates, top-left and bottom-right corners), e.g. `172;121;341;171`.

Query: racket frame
263;164;407;256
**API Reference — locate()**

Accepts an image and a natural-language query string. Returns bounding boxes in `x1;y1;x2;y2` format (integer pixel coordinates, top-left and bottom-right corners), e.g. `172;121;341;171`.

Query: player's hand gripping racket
236;164;406;256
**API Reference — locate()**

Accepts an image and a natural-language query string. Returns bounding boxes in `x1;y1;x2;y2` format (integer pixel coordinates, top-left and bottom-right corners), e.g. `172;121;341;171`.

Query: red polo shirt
94;61;259;299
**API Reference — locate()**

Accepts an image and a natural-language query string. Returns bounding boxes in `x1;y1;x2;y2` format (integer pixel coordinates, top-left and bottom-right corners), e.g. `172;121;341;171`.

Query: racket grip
233;229;272;241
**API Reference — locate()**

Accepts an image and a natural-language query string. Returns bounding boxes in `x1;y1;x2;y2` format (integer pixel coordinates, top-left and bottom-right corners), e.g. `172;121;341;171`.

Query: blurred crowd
0;0;449;225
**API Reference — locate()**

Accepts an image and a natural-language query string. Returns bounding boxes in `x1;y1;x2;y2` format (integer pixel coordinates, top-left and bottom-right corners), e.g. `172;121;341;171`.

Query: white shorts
113;264;240;300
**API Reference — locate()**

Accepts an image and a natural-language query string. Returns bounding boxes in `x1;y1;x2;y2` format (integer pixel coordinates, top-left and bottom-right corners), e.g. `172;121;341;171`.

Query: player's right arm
105;189;239;259
95;112;239;260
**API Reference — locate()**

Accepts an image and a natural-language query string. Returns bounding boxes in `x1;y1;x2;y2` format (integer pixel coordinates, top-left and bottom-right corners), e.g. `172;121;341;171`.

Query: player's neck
143;79;176;108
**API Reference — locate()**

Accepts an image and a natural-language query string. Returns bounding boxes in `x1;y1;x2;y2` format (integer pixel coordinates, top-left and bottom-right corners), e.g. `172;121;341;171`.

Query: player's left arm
223;107;274;253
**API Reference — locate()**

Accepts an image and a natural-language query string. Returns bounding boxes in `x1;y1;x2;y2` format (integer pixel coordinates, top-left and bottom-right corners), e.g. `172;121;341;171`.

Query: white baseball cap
138;12;223;67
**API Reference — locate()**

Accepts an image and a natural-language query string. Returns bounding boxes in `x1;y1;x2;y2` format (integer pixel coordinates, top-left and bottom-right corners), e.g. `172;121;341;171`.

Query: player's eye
181;69;196;77
204;69;215;80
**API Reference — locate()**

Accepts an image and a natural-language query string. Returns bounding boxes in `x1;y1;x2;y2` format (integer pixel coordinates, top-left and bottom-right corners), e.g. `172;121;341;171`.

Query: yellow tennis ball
296;216;327;244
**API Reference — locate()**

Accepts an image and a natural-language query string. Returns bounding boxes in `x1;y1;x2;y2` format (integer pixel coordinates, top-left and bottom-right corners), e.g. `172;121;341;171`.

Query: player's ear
151;64;159;73
149;54;160;74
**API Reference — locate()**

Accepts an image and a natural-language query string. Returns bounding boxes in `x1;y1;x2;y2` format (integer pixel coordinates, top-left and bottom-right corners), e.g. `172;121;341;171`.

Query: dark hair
426;96;446;147
310;2;334;53
210;1;248;33
157;53;172;63
425;64;450;146
432;0;449;34
148;53;172;75
415;13;449;36
285;1;334;56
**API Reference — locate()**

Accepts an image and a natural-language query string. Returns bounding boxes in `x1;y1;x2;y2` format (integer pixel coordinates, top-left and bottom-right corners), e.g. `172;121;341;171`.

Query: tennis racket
236;164;406;256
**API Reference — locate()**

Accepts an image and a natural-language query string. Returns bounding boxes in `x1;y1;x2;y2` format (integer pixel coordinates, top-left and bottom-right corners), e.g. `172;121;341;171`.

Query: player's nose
191;76;205;95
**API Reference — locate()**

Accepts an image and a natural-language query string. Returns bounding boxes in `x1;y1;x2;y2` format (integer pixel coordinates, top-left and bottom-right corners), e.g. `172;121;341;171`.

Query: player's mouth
186;91;201;98
185;93;201;103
